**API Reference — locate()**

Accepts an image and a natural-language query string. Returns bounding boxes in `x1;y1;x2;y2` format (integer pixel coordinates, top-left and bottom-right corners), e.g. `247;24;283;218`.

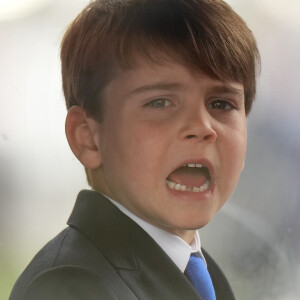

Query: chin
186;220;211;230
173;214;215;231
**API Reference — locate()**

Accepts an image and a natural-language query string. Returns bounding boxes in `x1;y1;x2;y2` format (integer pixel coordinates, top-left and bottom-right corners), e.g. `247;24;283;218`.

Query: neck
164;228;197;245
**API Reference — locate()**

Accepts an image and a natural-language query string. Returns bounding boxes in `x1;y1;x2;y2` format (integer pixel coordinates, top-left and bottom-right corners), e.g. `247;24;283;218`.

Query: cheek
226;129;247;178
101;124;161;179
237;126;247;165
219;122;246;167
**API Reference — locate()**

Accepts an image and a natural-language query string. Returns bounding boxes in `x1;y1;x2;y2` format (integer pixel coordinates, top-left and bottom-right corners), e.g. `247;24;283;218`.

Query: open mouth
166;163;211;193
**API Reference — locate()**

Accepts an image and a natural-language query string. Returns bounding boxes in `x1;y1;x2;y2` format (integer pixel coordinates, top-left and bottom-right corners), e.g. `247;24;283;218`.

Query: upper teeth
186;163;203;168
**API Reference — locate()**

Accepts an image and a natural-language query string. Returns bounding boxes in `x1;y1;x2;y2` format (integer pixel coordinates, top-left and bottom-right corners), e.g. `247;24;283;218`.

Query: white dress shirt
103;194;207;273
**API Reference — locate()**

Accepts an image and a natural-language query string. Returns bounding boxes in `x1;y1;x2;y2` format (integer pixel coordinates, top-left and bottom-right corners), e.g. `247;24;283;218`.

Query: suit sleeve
23;265;119;300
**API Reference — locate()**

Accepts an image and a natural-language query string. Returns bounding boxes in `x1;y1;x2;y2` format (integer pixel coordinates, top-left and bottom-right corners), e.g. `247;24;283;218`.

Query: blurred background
0;0;299;299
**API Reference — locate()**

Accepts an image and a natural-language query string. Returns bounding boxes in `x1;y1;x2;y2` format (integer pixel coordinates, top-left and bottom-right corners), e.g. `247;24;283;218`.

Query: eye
209;100;235;110
146;98;172;108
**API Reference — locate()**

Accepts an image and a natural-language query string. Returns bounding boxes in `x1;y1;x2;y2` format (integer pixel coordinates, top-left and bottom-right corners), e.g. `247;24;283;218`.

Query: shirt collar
103;194;206;272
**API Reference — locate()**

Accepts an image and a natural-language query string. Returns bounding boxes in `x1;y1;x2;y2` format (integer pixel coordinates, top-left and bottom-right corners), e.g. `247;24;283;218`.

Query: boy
10;0;260;299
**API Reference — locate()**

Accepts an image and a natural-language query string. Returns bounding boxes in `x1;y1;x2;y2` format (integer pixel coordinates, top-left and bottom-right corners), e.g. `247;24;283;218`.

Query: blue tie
185;253;216;300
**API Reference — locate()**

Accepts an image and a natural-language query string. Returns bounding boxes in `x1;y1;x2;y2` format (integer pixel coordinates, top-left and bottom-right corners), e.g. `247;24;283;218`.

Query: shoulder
21;265;118;300
10;227;119;300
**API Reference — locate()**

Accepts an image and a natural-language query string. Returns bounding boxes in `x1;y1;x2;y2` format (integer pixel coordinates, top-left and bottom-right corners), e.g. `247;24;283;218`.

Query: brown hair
61;0;260;120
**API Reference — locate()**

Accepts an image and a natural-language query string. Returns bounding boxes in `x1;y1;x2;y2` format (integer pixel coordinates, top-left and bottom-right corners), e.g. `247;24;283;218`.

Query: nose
179;109;217;143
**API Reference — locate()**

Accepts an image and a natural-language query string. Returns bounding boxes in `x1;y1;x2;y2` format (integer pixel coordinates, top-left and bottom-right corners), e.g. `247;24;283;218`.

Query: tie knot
185;253;216;300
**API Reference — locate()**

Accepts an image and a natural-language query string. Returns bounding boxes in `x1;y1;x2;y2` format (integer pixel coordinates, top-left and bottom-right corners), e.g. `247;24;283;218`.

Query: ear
65;106;102;169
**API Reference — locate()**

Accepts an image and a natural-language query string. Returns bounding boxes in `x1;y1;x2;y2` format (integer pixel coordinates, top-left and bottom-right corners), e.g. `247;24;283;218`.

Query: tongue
168;166;207;187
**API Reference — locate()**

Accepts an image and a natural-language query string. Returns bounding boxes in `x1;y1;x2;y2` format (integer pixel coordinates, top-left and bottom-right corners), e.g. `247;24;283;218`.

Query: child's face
93;57;247;240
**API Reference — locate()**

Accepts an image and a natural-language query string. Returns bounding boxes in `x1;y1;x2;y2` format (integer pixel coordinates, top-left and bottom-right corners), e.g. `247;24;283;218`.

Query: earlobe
65;106;102;169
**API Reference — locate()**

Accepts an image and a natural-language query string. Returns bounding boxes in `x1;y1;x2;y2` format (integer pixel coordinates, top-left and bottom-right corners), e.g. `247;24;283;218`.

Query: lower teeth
166;179;210;192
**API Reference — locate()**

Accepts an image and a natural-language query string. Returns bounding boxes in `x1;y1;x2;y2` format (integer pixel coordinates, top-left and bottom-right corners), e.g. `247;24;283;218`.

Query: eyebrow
208;85;244;97
128;81;244;97
129;82;183;95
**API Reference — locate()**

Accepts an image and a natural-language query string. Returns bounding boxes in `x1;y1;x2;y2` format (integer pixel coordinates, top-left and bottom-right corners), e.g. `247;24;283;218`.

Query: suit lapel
68;190;201;299
203;249;236;300
68;190;138;270
118;222;201;299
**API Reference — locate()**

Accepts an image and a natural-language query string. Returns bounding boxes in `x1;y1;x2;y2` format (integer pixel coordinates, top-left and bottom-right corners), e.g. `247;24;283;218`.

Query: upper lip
167;158;215;181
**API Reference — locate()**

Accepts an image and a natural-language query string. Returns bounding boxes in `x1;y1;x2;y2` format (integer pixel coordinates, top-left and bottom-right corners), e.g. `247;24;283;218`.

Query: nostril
186;134;197;139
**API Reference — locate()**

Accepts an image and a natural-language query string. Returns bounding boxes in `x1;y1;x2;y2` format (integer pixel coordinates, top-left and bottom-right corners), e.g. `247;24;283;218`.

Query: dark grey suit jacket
10;190;235;300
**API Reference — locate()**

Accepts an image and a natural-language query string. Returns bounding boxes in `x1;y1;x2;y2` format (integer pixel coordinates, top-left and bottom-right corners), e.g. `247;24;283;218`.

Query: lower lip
166;183;215;201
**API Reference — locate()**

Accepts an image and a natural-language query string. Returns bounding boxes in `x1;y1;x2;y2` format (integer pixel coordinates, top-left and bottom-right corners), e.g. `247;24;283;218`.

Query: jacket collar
67;190;139;270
